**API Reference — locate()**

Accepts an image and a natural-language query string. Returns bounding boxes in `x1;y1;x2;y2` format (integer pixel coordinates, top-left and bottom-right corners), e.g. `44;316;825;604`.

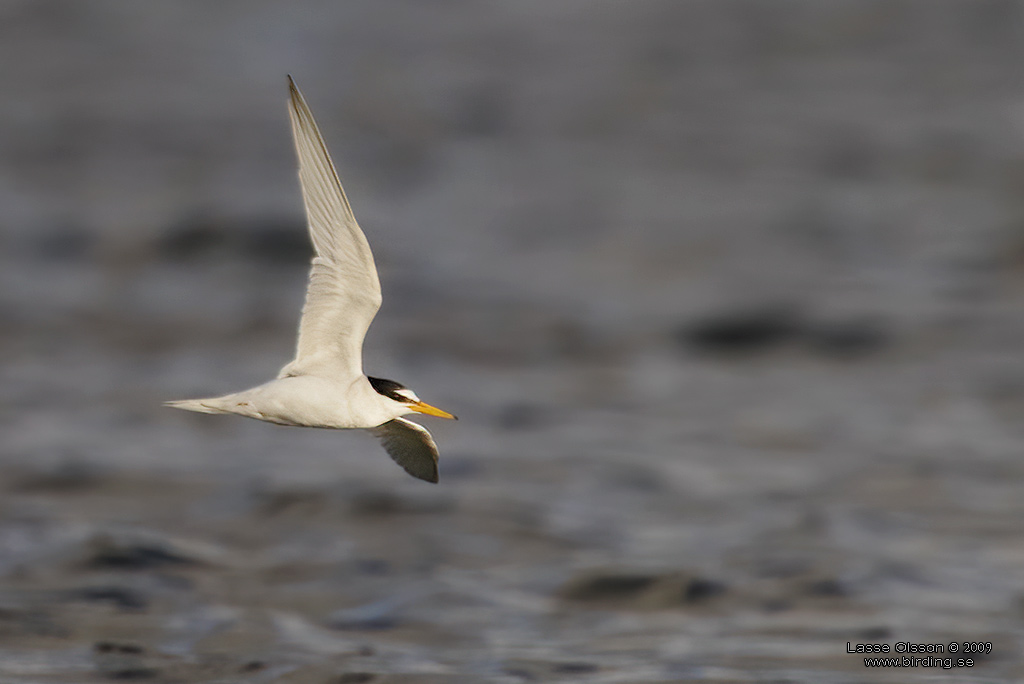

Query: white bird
166;76;456;483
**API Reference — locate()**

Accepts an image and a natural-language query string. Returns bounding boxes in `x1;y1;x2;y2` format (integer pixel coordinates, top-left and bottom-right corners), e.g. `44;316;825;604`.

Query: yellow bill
410;401;458;420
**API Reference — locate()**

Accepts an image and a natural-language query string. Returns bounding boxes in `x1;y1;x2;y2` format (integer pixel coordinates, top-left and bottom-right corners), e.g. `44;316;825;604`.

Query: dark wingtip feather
397;455;438;484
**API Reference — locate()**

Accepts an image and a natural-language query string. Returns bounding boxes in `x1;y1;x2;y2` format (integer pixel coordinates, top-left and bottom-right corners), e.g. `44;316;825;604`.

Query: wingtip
403;463;439;484
412;462;439;484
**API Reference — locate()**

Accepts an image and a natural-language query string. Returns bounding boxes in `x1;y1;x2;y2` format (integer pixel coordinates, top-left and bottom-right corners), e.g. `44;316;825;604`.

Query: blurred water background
1;1;1024;682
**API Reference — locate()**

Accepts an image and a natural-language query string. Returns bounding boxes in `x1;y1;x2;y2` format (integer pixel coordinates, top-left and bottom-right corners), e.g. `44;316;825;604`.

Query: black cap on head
368;376;409;402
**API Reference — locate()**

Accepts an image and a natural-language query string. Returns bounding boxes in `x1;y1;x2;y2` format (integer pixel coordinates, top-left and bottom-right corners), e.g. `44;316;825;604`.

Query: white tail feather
163;398;226;415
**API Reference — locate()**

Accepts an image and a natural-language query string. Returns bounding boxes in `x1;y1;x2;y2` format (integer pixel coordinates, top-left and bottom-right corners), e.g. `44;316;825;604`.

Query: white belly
221;376;393;429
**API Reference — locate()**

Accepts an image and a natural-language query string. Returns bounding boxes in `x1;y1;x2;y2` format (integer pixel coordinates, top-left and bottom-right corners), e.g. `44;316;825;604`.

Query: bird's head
368;376;457;420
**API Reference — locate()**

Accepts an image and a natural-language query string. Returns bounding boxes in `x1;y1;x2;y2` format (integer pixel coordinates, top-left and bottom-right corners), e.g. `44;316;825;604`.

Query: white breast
238;375;396;429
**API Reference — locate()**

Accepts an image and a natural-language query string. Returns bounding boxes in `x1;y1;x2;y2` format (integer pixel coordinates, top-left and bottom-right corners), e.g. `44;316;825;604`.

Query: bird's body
166;77;456;483
168;376;392;429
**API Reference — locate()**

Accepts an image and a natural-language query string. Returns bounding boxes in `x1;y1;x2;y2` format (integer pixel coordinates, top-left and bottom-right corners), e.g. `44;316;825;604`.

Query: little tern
166;77;457;483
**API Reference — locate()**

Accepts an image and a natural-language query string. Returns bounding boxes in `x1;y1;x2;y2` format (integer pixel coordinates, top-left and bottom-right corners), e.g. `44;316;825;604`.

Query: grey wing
370;418;440;483
279;77;382;381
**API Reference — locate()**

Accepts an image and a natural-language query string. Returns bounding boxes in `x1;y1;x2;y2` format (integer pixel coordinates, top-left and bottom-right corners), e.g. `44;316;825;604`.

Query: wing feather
279;77;382;380
370;418;440;483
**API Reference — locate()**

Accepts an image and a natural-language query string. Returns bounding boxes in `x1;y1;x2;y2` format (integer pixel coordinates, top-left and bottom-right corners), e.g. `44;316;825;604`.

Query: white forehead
395;389;420;403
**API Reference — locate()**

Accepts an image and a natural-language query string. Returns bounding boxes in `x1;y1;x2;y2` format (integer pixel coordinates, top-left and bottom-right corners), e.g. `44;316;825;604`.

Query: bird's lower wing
370;418;440;483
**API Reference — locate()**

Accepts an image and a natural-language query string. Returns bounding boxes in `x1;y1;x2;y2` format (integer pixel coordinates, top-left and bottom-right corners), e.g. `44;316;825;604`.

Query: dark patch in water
94;642;144;655
560;573;658;601
678;307;890;359
63;586;148;611
858;626;892;640
157;215;308;264
678;307;801;355
17;461;104;492
684;577;727;603
243;221;312;263
84;537;200;571
336;674;377;684
157;216;229;260
551;662;599;674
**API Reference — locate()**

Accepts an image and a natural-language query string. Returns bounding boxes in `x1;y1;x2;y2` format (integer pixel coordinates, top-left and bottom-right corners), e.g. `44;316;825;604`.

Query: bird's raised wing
370;418;440;483
278;77;382;381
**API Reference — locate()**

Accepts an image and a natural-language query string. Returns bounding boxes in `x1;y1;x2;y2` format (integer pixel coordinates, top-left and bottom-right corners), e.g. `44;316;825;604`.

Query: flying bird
166;77;456;483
